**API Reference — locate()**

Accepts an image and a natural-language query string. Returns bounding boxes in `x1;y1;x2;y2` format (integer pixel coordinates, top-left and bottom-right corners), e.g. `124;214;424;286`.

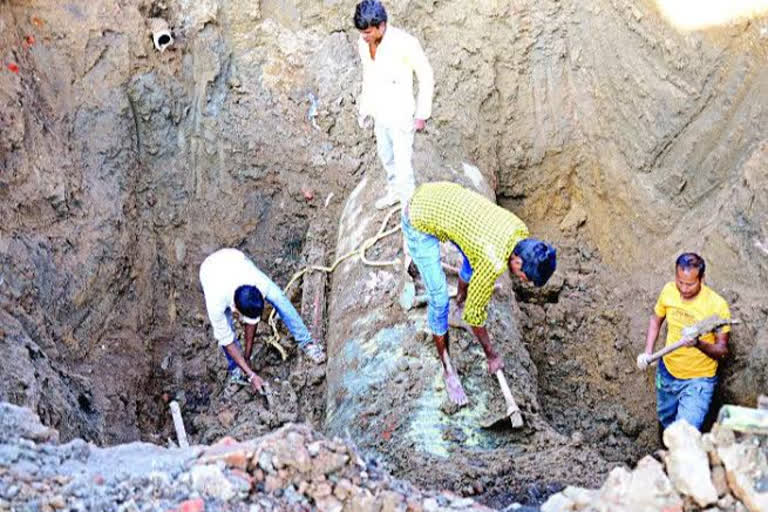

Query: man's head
354;0;387;44
509;238;557;287
234;285;264;324
675;252;705;300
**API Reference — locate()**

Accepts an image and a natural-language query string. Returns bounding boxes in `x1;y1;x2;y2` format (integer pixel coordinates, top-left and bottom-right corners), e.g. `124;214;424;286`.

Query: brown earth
1;0;767;509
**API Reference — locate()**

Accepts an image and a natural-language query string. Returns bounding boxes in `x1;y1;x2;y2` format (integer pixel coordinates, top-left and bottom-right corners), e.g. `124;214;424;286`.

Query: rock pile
539;419;768;512
0;402;491;511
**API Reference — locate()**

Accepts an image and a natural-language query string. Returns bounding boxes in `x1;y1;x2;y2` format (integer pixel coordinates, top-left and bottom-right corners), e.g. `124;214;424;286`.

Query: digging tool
490;369;524;428
640;315;740;368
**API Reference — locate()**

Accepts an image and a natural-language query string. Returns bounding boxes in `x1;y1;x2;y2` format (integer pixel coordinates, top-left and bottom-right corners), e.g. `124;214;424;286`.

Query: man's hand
487;352;504;374
636;352;652;370
414;118;426;131
247;373;265;393
681;336;698;348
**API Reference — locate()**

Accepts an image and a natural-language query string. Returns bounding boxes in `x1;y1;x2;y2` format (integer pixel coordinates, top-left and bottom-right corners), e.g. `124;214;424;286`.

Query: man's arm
222;342;264;393
637;314;665;370
644;314;665;355
358;41;374;124
455;278;469;306
470;325;503;374
244;323;257;361
692;331;729;360
409;36;434;125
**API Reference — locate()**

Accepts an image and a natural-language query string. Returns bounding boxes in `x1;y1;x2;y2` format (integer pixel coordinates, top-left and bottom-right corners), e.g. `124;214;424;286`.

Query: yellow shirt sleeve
462;270;498;327
716;296;732;335
653;282;672;318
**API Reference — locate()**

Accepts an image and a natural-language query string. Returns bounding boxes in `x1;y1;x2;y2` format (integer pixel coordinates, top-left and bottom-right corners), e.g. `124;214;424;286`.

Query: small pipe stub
149;18;173;52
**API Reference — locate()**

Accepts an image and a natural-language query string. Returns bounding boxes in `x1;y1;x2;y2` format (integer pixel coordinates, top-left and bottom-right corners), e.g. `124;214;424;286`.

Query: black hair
513;238;557;287
234;285;264;320
354;0;388;30
676;252;705;279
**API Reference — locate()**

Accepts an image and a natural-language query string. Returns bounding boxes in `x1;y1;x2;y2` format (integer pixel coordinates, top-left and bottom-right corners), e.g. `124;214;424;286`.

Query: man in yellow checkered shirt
638;253;731;431
402;182;557;405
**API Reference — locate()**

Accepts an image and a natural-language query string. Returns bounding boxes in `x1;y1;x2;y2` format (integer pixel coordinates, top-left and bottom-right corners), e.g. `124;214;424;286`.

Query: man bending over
199;248;325;394
402;182;557;405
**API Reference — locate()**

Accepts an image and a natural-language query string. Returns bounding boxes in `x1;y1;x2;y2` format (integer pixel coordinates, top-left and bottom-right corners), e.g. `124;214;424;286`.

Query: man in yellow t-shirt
402;182;557;406
638;253;731;430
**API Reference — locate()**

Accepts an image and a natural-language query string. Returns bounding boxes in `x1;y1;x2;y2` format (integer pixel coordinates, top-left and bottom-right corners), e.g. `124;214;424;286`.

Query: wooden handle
648;337;689;363
495;370;524;428
647;316;739;365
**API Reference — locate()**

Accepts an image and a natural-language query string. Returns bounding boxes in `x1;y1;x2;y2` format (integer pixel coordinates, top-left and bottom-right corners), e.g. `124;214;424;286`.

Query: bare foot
443;372;468;406
487;354;504;374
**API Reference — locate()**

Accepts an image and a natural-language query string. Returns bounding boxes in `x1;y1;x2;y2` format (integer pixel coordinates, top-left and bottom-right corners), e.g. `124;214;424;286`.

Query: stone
333;478;354;500
347;489;380;512
312;449;349;477
663;420;718;507
540;492;574;512
275;438;312;473
595;457;682;511
310;482;333;500
562;486;597;507
717;440;768;512
559;203;588;232
315;495;343;512
257;451;276;473
380;490;403;512
177;498;206;512
265;474;284;493
47;495;66;509
422;498;439;512
190;464;235;501
199;440;255;470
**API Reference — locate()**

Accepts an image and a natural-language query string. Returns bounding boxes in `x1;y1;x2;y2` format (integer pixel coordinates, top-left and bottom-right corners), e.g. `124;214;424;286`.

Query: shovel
480;370;524;429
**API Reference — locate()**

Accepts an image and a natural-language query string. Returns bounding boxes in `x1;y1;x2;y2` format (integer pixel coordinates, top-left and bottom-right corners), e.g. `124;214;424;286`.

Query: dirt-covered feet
302;341;326;364
443;371;468;406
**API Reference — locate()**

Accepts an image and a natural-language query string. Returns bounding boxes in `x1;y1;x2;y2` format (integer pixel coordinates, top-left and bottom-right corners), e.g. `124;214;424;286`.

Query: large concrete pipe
325;164;548;484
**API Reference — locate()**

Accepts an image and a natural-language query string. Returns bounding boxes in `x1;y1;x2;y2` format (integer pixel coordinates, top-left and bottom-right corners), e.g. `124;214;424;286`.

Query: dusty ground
1;0;767;509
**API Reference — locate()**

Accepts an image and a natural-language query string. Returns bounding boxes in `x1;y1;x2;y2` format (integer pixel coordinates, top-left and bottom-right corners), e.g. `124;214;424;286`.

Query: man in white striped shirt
355;0;434;210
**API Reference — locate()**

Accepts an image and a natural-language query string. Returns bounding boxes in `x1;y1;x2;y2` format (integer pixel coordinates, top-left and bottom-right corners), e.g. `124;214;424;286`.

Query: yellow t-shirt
654;281;731;379
409;182;529;327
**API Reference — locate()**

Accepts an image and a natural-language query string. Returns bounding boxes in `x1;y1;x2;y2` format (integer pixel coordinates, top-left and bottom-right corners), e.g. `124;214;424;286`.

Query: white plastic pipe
150;18;173;52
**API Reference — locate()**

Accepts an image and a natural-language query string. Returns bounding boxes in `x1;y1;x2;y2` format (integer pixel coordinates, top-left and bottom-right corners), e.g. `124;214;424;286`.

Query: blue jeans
402;213;473;335
656;358;717;430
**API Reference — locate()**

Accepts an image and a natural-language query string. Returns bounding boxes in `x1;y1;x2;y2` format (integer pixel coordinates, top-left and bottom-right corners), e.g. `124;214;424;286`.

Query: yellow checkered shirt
409;182;529;327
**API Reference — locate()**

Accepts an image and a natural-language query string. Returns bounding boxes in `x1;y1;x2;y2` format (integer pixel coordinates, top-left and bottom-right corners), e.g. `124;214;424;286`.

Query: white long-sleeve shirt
357;25;434;126
199;248;282;346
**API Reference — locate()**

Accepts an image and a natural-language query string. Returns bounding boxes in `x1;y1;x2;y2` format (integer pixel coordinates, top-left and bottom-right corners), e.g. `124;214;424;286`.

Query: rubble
539;419;768;512
0;402;492;511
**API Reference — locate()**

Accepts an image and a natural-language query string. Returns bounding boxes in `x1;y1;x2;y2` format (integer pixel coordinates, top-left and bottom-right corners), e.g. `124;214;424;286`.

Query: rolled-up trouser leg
401;213;449;335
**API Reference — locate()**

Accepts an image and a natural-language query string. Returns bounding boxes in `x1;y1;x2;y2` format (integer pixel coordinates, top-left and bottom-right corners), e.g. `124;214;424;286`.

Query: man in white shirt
199;248;325;394
355;0;434;210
